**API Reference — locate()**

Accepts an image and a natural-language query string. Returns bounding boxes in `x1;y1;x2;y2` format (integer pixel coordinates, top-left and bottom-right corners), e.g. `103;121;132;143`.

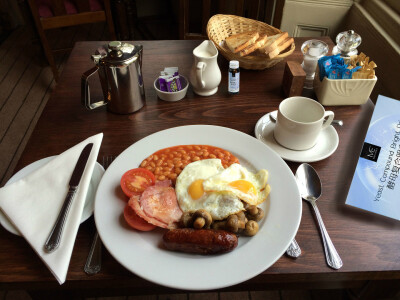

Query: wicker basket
207;14;295;70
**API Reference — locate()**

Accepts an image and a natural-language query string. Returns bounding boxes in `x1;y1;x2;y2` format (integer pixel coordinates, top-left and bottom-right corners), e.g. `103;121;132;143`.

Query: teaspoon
269;110;343;126
295;163;343;269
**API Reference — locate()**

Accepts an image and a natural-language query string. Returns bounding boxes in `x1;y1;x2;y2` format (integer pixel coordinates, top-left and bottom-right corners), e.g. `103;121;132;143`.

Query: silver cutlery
332;119;343;126
84;156;115;275
286;239;301;258
269;110;343;126
45;143;93;253
84;231;102;275
295;163;343;269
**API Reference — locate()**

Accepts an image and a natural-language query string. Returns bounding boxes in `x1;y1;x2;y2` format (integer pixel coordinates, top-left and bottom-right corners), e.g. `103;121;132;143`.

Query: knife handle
44;187;77;253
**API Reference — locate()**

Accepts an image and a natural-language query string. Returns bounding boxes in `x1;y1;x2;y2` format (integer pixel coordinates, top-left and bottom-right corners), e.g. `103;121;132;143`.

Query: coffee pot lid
92;41;141;66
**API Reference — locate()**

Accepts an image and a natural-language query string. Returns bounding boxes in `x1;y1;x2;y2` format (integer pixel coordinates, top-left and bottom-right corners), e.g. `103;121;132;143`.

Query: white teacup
273;97;334;150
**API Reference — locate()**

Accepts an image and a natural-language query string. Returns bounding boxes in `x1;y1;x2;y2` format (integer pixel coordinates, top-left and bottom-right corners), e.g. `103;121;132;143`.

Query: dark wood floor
0;22;109;186
0;23;399;300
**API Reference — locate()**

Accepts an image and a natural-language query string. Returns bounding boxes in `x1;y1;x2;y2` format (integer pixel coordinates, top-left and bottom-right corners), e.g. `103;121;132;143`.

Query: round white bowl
154;75;189;102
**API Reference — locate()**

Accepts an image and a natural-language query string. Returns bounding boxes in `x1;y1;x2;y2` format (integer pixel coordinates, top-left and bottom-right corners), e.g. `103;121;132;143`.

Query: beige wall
280;0;353;39
344;2;400;101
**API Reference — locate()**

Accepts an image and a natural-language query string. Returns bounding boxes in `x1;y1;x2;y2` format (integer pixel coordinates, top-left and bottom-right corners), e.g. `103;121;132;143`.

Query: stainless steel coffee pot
82;41;145;114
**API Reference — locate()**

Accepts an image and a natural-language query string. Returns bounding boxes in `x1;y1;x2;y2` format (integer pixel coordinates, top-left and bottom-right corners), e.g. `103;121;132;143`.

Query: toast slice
239;34;269;57
225;31;259;53
267;37;294;59
258;32;289;55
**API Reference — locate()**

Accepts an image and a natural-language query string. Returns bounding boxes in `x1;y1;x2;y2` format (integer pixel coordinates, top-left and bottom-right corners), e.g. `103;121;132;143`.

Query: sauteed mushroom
246;205;264;222
192;209;213;229
244;220;259;236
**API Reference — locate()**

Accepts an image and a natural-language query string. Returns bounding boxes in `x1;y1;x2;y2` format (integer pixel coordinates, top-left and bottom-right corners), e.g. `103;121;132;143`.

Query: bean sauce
140;145;239;184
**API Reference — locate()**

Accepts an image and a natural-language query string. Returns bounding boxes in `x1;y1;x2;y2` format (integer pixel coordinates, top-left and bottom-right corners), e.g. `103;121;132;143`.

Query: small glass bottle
228;60;240;94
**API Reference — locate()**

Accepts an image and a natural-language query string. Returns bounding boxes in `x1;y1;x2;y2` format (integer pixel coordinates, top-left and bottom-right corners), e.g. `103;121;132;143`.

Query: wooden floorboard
0;26;54;185
0;29;26;84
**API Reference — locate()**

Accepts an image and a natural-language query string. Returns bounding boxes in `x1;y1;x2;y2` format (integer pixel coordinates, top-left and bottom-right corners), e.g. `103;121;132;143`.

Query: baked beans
140;145;239;184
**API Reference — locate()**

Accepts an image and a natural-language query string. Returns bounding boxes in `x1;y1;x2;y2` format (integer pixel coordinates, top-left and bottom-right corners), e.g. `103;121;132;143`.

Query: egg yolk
228;180;257;195
188;179;205;200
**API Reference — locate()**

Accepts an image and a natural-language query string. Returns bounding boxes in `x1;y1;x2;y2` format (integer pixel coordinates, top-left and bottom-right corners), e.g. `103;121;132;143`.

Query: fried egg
175;159;244;220
202;163;270;206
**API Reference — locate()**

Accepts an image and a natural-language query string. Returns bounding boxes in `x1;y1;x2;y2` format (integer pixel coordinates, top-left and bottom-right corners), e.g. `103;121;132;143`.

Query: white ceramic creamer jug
189;40;221;96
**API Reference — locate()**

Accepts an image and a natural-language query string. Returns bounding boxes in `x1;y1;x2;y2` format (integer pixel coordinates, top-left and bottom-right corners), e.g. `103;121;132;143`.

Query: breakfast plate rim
254;111;339;163
94;124;302;291
0;156;104;236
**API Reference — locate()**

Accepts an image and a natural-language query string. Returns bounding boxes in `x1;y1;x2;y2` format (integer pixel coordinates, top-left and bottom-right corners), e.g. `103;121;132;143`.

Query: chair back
29;0;114;31
27;0;115;81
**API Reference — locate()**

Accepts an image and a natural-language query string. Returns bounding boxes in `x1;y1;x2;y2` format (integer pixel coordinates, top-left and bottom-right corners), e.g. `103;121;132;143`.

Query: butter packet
164;67;179;76
158;67;182;92
166;75;182;92
158;75;170;92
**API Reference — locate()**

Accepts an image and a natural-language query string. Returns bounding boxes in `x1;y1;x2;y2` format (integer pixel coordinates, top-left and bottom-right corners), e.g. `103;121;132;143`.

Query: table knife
44;143;94;253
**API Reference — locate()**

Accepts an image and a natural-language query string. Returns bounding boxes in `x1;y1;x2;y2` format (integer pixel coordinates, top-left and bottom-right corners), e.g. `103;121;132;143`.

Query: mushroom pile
180;204;264;237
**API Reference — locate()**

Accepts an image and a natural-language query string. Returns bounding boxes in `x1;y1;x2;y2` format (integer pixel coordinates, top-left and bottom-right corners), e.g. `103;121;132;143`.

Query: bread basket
207;14;295;70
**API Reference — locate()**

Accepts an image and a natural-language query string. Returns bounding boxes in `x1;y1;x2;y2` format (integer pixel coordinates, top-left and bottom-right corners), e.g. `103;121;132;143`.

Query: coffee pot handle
196;62;206;88
81;66;108;110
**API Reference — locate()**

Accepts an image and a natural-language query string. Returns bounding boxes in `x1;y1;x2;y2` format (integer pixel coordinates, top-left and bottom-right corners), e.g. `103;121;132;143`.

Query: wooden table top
1;37;400;295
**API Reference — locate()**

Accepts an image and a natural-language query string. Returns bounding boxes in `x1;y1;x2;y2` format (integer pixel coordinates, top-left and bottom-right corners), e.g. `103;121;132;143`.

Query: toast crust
267;37;294;59
239;34;269;57
225;30;293;60
225;31;259;53
259;32;289;55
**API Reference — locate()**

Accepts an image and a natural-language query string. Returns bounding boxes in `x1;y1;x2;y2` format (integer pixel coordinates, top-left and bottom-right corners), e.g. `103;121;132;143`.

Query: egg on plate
175;159;245;220
203;163;270;206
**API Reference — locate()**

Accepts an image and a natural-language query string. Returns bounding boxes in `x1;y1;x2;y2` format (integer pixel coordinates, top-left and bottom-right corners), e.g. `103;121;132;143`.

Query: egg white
202;163;270;205
175;159;244;220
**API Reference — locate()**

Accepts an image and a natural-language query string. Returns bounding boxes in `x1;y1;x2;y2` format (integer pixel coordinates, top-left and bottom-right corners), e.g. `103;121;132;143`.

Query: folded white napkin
0;133;103;284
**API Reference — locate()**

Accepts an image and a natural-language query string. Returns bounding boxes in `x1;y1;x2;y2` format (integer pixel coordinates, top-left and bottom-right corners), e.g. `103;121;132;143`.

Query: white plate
95;125;301;290
254;112;339;163
0;156;104;236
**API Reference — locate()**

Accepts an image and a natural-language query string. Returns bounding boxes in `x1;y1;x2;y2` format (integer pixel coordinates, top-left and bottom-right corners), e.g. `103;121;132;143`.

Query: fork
286;239;301;258
84;156;115;275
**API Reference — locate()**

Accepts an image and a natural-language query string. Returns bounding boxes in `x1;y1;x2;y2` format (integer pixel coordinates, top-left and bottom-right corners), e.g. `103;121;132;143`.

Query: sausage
162;228;238;254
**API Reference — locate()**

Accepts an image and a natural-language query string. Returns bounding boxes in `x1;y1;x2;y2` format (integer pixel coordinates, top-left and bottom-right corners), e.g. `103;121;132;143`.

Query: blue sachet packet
341;66;362;79
318;54;343;80
318;56;330;81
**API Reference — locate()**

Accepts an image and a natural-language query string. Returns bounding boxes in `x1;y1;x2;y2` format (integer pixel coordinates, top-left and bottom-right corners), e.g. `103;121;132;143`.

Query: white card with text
346;95;400;220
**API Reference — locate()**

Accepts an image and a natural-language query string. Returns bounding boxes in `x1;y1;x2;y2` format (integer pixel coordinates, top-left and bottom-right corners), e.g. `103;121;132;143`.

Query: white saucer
254;111;339;163
0;156;104;236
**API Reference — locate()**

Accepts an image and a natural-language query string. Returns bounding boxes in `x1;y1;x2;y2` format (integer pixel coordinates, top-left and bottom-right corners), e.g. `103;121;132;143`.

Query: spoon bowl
295;163;343;270
295;163;322;202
